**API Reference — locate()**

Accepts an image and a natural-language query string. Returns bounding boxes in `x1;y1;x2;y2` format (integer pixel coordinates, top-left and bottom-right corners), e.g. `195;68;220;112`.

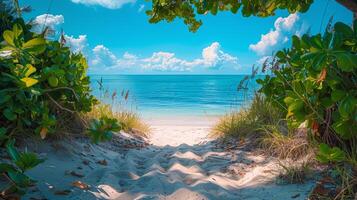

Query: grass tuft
278;162;312;184
212;93;283;139
260;125;313;160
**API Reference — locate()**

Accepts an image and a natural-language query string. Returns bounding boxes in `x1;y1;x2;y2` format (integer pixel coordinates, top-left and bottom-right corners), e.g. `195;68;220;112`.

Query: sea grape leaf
334;22;353;38
4;108;17;121
335;52;357;72
331;90;345;102
3;30;15;46
339;96;356;118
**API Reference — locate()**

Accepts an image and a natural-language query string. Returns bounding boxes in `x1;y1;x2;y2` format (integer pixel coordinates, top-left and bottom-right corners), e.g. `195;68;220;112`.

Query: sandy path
23;118;314;200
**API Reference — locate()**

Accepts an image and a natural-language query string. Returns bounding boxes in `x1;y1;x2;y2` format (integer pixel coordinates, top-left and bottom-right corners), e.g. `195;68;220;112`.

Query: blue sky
20;0;352;74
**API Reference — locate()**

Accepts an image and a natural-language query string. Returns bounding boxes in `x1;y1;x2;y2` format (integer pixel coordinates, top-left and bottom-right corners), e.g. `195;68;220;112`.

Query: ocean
89;75;260;117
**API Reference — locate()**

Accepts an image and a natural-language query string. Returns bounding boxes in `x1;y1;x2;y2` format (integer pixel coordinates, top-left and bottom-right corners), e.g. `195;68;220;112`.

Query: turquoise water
89;75;259;117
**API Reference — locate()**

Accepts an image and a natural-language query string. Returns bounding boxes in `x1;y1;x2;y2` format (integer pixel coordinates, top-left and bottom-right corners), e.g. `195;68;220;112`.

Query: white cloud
249;14;299;56
71;0;136;9
195;42;238;69
90;42;238;72
141;52;193;72
64;35;88;53
138;4;145;12
32;14;64;33
92;45;119;67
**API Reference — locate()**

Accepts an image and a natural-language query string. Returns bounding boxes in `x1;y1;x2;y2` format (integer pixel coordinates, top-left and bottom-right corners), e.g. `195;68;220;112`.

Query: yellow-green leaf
21;77;38;88
3;30;15;46
23;38;45;49
24;64;36;77
13;24;23;38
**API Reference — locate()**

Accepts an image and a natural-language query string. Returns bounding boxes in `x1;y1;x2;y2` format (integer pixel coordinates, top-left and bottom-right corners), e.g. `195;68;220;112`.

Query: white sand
22;116;315;200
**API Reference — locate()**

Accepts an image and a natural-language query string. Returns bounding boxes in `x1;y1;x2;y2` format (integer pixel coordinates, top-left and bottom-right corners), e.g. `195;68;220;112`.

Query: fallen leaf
72;181;89;190
70;171;85;178
54;190;71;195
97;159;107;166
82;160;90;165
311;184;329;196
319;176;335;184
40;127;48;139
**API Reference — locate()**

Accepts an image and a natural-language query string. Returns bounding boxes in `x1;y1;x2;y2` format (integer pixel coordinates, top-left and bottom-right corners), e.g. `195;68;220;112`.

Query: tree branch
336;0;357;19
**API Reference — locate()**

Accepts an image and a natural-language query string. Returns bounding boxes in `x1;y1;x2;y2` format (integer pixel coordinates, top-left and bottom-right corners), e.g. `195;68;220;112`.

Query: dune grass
212;94;283;139
260;125;313;160
213;93;313;160
278;162;312;184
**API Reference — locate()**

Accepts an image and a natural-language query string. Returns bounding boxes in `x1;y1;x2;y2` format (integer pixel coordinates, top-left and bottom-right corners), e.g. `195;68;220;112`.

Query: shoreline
143;114;220;127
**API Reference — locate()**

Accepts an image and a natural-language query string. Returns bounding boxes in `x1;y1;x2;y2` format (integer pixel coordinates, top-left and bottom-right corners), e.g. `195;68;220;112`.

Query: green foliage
258;20;357;148
0;4;96;196
316;143;346;164
88;116;122;144
146;0;313;32
0;15;96;140
1;139;43;195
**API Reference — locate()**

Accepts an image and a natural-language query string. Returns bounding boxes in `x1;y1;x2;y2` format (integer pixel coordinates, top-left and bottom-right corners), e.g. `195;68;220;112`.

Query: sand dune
23;119;314;200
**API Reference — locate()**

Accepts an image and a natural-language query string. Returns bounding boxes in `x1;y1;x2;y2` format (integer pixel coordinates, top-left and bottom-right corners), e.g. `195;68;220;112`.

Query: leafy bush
0;3;96;196
257;20;357;161
258;19;357;198
87;116;121;144
0;22;96;138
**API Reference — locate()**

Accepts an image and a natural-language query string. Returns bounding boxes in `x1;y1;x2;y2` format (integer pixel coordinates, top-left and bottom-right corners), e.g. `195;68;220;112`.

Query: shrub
0;3;96;196
257;20;357;158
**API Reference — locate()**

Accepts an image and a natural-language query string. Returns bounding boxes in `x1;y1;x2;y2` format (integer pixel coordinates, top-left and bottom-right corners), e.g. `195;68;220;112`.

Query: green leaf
0;163;16;173
48;76;59;87
3;108;17;121
0;92;11;105
22;38;46;54
335;52;357;72
332;120;353;139
3;30;15;46
13;24;23;38
316;143;345;163
0;127;8;142
331;90;345;102
339;96;356;118
334;22;353;38
7;171;32;187
15;152;44;172
20;77;38;88
6;139;20;162
23;38;46;48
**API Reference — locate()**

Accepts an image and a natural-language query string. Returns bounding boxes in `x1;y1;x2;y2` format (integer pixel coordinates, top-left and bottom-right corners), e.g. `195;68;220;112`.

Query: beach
23;115;315;200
